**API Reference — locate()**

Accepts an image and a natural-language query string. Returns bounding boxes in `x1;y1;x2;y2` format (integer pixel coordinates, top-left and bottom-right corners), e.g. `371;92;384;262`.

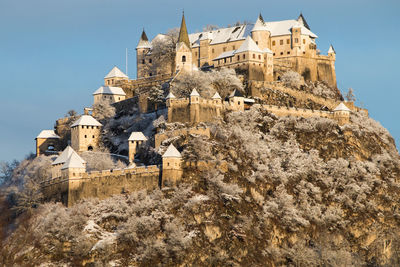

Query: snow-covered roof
61;152;86;170
212;92;221;99
328;45;336;54
244;98;255;103
71;115;102;128
263;48;273;54
235;36;263;54
104;66;128;79
36;130;60;139
137;30;151;49
53;146;85;166
252;15;268;32
333;103;351;112
93;86;126;96
190;88;200;96
188;17;317;48
213;50;236;61
166;92;176;99
128;132;148;141
162;144;182;158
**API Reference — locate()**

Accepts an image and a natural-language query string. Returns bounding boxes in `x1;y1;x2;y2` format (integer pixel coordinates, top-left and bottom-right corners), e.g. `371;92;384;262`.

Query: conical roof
163;144;182;158
252;13;269;32
328;45;336;54
137;29;151;49
166;92;176;99
235;36;263;54
190;88;200;96
128;132;148;141
177;12;191;48
333;103;351;112
297;13;311;30
104;66;128;79
71;115;102;128
61;152;86;170
212;92;221;99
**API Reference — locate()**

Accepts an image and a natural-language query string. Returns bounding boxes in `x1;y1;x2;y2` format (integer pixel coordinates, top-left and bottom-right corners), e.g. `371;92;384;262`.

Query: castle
35;12;363;207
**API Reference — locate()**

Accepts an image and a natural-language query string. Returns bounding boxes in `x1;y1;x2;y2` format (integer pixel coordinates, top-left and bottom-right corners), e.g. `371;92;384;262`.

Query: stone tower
104;66;129;87
128;132;148;164
333;103;351;125
175;12;193;74
251;14;271;50
229;89;245;112
70;115;102;152
189;88;200;123
162;144;183;187
136;29;152;79
212;92;222;117
35;130;60;157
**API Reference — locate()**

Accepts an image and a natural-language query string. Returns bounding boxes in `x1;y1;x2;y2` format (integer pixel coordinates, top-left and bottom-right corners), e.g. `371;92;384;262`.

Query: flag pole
126;48;128;76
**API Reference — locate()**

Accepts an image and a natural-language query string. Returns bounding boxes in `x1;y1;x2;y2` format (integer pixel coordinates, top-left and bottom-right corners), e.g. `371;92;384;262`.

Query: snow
162;144;182;158
334;103;351;112
212;92;222;99
61;151;86;170
104;66;128;79
252;15;268;32
36;130;60;139
235;36;263;53
213;50;235;61
190;88;200;96
93;86;126;96
71;115;102;128
53;146;75;165
328;45;335;54
166;92;176;99
128;132;148;141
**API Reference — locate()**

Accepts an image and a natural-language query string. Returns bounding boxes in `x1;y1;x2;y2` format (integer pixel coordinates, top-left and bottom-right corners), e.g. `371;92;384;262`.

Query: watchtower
333;103;351;125
162;144;183;187
128;132;148;164
70;115;102;152
35;130;60;157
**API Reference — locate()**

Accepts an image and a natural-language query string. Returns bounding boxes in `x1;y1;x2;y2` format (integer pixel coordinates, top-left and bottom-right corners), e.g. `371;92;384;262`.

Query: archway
88;146;93;151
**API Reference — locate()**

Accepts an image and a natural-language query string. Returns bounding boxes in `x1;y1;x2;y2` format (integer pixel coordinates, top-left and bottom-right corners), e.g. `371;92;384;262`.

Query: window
287;51;290;55
92;135;95;138
85;135;87;138
182;55;186;62
273;53;276;56
232;45;236;50
230;57;232;62
223;47;226;52
118;97;120;100
91;126;94;129
149;72;152;76
258;55;261;60
237;55;240;61
195;52;198;57
303;39;306;44
256;41;258;45
149;58;152;63
287;39;290;44
295;38;299;43
253;54;255;59
142;59;145;64
82;126;84;129
88;146;93;151
243;54;245;59
272;41;276;46
212;48;215;53
238;101;240;105
224;58;227;63
280;40;283;45
280;52;283;55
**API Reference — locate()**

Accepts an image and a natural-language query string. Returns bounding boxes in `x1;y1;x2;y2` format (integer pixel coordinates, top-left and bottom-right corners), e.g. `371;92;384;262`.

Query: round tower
251;14;271;50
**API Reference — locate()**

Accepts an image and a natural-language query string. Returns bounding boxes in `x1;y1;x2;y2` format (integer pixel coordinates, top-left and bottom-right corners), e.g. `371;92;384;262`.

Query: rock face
1;105;400;266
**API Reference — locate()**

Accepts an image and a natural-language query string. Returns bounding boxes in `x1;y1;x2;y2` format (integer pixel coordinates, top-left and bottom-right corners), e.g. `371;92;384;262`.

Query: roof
328;45;336;54
104;66;128;79
244;98;255;103
36;130;60;139
212;92;221;99
263;48;273;54
71;115;102;128
166;92;176;99
61;152;86;170
229;89;244;97
235;36;263;53
93;86;126;96
177;12;191;48
190;88;200;96
297;13;311;30
137;30;151;49
333;103;351;112
213;50;236;61
53;146;85;166
252;14;268;32
188;16;318;48
128;132;148;141
162;144;182;158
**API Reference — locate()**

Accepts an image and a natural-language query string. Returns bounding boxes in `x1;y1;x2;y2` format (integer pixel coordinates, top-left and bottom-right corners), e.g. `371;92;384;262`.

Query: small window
287;39;290;44
85;135;87;138
303;39;306;44
252;54;255;59
295;38;299;43
243;54;245;59
287;51;290;55
238;101;240;105
223;47;226;52
212;48;215;53
167;162;170;166
256;41;258;45
195;52;198;57
258;55;261;60
280;40;283;45
273;53;276;56
149;58;152;63
280;52;283;55
149;72;152;76
230;57;232;62
92;135;95;138
182;55;186;62
224;58;227;63
142;59;145;64
82;126;84;129
91;126;94;129
232;45;236;50
88;146;93;151
237;55;240;61
272;41;276;46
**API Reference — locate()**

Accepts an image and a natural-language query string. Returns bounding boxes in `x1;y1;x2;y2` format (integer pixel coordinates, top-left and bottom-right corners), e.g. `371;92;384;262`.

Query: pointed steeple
258;13;265;24
297;13;311;30
252;13;269;32
137;29;151;49
328;45;336;54
177;11;191;49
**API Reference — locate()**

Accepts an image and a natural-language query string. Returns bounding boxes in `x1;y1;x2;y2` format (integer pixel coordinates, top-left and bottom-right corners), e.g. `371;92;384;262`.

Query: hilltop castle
35;12;364;207
136;13;337;88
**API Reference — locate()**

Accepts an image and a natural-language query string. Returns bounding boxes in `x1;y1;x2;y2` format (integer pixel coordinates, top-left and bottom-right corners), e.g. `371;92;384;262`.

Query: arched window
88;146;93;151
182;55;186;62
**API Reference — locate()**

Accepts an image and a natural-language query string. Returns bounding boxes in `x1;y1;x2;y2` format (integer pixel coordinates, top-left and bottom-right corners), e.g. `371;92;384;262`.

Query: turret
251;13;271;50
291;22;302;52
229;89;245;112
128;132;148;164
162;144;183;187
190;88;200;123
70;115;102;152
175;12;193;74
212;92;222;117
328;45;336;60
104;66;128;87
93;86;126;105
136;29;152;79
35;130;60;157
333;102;350;125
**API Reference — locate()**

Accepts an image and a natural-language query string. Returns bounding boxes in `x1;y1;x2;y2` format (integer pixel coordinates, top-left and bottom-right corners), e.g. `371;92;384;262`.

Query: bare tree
345;88;356;102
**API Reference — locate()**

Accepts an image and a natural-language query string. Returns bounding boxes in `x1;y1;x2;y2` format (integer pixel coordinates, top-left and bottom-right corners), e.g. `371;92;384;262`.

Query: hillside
1;98;400;266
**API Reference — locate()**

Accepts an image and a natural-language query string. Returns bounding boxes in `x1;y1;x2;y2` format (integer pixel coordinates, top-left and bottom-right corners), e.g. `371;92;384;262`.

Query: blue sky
0;0;399;162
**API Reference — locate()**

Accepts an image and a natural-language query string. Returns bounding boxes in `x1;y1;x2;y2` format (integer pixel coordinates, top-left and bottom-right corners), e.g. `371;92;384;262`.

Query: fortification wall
168;99;221;123
41;165;160;207
262;104;332;119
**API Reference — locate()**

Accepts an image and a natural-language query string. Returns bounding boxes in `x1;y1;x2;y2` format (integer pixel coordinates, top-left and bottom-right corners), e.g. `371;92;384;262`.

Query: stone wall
155;127;211;148
167;98;222;124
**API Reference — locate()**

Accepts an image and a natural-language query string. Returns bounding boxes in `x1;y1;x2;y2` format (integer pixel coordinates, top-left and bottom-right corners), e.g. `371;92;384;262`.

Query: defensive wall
41;165;160;207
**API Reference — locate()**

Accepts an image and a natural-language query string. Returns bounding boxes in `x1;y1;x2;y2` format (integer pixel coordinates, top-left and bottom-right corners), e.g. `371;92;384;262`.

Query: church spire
136;28;151;49
178;11;191;48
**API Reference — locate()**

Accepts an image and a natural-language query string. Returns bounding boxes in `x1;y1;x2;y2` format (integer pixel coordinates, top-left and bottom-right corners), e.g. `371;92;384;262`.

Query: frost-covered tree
92;99;116;121
345;87;356;102
147;86;165;114
281;70;305;88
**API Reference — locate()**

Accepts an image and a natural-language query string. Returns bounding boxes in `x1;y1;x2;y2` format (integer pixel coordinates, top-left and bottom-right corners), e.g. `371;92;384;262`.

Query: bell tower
175;12;193;74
